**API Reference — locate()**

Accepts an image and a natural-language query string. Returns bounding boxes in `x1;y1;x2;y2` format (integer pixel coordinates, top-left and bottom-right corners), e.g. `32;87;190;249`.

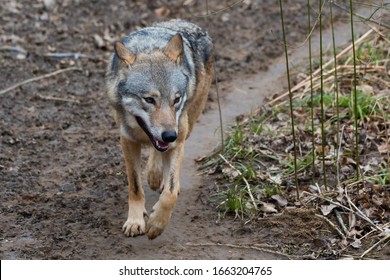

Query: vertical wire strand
205;0;224;152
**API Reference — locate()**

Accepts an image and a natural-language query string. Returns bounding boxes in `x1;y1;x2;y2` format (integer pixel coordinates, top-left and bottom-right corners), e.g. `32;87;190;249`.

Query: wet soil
1;0;383;259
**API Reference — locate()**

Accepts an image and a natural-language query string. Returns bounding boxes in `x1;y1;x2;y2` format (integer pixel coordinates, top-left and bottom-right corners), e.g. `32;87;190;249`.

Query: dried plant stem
268;29;374;105
219;154;257;211
315;214;346;239
332;1;390;29
330;0;341;187
279;0;300;200
36;94;80;103
282;65;385;102
344;185;382;232
349;0;360;181
302;191;382;231
0;66;81;96
360;234;390;258
337;125;346;181
186;242;317;260
319;0;328;190
205;0;224;152
196;0;244;18
291;0;326;50
308;0;316;179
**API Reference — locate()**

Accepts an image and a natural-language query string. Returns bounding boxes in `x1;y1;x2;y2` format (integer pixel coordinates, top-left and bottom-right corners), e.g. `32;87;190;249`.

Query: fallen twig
195;0;244;18
282;65;386;103
44;52;103;62
0;46;27;54
360;233;390;258
332;1;390;29
185;242;317;260
36;94;80;104
344;184;383;232
315;213;346;239
302;191;382;231
0;66;82;96
368;24;390;44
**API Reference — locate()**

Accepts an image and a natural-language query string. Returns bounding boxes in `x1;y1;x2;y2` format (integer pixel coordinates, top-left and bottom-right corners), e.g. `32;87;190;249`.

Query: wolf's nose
162;131;177;143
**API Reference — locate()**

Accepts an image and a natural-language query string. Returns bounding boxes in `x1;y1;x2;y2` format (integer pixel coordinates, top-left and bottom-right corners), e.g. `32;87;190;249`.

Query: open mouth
135;116;169;152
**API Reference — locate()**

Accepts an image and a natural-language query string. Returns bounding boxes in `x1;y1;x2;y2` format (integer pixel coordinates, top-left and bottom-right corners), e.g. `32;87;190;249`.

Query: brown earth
1;0;384;260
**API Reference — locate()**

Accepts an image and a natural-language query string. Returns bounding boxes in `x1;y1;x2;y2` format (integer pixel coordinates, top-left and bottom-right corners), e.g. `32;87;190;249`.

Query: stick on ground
0;66;82;96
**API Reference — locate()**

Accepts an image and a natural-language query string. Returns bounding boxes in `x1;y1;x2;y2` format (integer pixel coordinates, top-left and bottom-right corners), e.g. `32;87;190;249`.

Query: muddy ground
0;0;381;259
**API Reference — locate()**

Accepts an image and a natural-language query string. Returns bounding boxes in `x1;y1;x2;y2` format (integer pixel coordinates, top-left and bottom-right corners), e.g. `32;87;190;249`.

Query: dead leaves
154;7;171;18
271;194;288;207
378;142;390;154
259;202;278;213
320;204;337;216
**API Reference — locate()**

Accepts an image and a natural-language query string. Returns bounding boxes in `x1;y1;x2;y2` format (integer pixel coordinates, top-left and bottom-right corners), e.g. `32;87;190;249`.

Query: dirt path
0;1;374;259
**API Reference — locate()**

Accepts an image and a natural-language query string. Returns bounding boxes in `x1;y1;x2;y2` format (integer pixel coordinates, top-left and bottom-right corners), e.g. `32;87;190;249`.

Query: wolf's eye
174;96;181;104
144;97;155;104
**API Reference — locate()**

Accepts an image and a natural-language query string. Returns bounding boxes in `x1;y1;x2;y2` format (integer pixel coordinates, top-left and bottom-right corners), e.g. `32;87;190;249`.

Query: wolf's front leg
120;136;147;237
146;143;184;239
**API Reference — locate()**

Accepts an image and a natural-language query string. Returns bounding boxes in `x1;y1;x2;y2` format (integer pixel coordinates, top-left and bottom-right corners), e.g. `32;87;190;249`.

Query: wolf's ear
164;33;183;62
114;42;136;65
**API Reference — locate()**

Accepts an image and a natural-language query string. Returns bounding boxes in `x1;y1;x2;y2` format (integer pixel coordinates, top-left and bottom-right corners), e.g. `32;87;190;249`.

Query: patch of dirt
0;0;359;259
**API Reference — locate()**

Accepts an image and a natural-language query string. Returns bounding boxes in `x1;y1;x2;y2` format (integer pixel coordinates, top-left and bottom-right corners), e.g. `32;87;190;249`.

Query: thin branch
347;0;360;182
0;46;27;54
315;213;346;239
302;191;383;231
185;242;317;260
344;184;381;231
35;93;80;103
279;0;300;200
0;66;82;96
332;1;390;29
195;0;244;18
43;52;103;62
360;234;390;258
205;0;224;152
319;0;328;190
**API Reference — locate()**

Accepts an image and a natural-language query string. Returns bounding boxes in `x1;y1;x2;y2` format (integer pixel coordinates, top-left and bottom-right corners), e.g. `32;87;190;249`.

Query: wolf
106;19;214;239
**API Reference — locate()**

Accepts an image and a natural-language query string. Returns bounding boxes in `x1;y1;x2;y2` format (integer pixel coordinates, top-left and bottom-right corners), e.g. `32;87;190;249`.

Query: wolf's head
112;34;189;152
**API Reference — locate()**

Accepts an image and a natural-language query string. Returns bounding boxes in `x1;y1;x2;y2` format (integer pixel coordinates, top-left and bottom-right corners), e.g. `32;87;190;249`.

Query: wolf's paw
146;207;172;240
122;217;146;237
146;216;166;240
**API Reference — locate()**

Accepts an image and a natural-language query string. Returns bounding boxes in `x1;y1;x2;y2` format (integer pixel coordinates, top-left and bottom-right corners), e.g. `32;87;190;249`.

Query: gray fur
106;19;213;144
105;20;214;239
107;19;213;105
